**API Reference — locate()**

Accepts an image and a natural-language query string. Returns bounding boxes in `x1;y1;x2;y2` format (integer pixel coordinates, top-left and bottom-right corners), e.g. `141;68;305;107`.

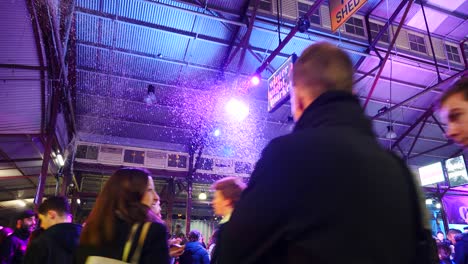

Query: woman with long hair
75;167;169;264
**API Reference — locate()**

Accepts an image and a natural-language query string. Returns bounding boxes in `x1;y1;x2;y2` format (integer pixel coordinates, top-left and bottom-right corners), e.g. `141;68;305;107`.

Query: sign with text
329;0;368;32
267;54;297;113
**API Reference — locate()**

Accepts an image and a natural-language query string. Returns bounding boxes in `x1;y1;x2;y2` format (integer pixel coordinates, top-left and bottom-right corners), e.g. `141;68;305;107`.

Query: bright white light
17;200;26;207
56;154;65;166
225;98;249;121
198;192;207;200
214;129;221;137
435;203;441;209
425;199;433;205
77;198;81;205
251;75;260;86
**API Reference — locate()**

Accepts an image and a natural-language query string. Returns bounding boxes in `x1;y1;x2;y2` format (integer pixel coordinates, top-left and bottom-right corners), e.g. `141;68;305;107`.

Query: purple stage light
251;75;260;86
225;98;249;121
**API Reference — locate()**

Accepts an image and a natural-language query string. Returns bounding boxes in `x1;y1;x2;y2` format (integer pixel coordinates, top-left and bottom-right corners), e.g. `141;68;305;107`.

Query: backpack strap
122;223;139;262
129;222;151;264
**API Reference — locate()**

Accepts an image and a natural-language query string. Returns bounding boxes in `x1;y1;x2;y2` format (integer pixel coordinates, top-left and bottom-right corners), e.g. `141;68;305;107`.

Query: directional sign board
329;0;368;32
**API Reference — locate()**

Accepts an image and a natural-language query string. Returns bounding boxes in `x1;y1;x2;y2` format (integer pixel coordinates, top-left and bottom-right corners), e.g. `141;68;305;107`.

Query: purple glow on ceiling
407;8;447;32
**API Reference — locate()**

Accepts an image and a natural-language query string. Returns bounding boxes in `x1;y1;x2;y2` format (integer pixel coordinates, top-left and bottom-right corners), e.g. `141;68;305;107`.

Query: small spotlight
213;129;221;137
425;199;433;205
250;75;260;86
435;203;441;209
198;192;207;200
225;98;249;121
56;154;65;167
77;198;81;205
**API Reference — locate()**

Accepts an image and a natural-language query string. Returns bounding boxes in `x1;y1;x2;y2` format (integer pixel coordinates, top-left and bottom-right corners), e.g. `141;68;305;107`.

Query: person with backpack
75;167;170;264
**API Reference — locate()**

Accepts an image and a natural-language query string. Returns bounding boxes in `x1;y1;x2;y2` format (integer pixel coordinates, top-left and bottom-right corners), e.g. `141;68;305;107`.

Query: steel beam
391;108;433;150
407;114;429;158
430;114;446;135
235;0;260;74
420;0;441;81
372;69;467;120
408;141;453;160
362;0;414;110
254;0;325;74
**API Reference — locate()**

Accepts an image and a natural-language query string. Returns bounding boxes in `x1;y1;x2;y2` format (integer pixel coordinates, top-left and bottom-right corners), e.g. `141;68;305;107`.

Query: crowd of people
0;42;467;264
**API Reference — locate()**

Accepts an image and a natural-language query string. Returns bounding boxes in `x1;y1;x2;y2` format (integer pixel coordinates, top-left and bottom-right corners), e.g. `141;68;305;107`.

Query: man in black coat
0;210;36;264
23;196;82;264
216;43;426;264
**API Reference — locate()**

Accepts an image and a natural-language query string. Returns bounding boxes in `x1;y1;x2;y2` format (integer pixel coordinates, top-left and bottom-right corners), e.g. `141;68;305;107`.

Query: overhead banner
442;195;468;225
329;0;368;32
267;54;297;113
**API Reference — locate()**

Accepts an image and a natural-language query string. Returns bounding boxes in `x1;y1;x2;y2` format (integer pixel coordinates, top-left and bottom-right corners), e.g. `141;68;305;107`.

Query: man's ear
48;210;57;220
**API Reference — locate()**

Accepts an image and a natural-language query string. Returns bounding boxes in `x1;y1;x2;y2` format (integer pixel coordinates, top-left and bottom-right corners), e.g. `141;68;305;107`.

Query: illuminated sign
267;54;297;113
418;162;445;186
329;0;368;32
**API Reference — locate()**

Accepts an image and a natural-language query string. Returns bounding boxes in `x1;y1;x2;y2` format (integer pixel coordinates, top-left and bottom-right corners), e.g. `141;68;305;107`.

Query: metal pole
363;0;414;110
185;179;193;235
420;1;442;81
166;178;175;232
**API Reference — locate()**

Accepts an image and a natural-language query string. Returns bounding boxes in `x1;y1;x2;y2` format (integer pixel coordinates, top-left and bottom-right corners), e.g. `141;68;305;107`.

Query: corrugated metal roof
188;39;229;67
117;0;196;32
0;70;42;134
76;0;101;11
195;16;236;40
0;1;40;66
114;21;190;61
77;115;193;143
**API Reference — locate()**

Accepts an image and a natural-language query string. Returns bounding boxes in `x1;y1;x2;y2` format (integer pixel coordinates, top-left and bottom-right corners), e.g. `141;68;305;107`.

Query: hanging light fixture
144;84;157;106
386;125;397;139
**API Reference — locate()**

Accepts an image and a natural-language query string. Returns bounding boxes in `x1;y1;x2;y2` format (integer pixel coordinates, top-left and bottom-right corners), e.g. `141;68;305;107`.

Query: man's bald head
290;42;354;121
293;42;354;93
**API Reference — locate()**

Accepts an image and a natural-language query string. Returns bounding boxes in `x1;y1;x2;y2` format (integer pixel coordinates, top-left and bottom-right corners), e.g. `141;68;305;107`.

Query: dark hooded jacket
23;223;82;264
0;228;30;264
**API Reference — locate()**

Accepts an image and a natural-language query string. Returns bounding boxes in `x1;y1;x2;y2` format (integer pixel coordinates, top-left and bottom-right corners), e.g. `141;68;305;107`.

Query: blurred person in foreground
0;210;36;264
23;196;81;264
75;167;170;264
438;77;468;149
439;77;468;264
216;42;436;264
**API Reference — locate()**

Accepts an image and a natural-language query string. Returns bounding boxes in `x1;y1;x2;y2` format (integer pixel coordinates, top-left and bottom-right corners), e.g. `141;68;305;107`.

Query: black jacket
455;233;468;264
74;218;169;264
217;91;420;264
23;223;82;264
0;229;30;264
